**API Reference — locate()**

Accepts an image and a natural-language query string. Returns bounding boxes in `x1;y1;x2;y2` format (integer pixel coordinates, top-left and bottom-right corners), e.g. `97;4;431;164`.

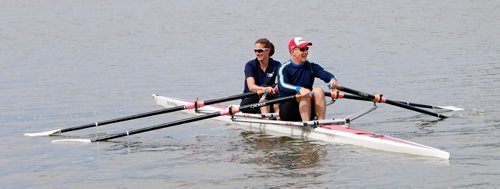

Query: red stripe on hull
319;125;431;149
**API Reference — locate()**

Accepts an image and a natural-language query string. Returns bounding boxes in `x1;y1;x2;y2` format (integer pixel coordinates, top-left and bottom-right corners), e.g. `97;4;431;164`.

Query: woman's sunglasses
254;48;269;53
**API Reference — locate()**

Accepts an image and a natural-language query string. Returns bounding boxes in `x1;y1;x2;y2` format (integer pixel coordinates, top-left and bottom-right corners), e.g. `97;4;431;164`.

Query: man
277;37;338;121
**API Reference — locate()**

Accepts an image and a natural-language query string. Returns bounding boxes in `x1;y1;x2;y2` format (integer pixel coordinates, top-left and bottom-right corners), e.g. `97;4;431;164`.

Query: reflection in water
416;119;441;128
239;131;328;171
102;130;329;172
106;136;178;154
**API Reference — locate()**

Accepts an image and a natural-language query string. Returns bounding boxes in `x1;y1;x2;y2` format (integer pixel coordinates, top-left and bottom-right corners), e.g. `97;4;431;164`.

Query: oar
334;85;448;119
52;93;306;143
25;91;263;137
391;102;463;111
325;91;463;111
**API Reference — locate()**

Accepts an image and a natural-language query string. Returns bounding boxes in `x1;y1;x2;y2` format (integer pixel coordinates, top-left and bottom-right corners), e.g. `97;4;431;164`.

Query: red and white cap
288;37;312;52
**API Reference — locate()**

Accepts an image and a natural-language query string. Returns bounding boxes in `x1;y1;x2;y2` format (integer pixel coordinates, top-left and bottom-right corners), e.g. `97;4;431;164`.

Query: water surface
1;0;500;188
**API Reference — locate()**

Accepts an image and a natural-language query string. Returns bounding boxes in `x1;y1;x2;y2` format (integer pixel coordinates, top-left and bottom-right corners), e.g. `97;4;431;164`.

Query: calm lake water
1;0;499;188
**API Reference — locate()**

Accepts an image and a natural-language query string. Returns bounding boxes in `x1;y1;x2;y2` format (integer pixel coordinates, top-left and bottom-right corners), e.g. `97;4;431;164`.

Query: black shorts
279;100;315;121
240;93;277;113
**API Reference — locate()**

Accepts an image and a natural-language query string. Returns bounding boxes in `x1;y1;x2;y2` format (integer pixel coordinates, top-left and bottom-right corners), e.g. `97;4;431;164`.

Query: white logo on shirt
267;72;274;77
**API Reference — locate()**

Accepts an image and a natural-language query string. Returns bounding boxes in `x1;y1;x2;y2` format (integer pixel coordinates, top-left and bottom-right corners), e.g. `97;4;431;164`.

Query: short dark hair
255;38;275;57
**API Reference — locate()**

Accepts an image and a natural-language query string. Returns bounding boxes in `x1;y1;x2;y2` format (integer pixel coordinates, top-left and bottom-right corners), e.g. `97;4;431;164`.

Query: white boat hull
153;94;450;159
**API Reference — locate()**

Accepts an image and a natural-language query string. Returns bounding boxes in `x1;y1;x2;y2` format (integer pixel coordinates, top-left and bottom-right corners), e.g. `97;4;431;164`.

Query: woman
240;38;281;114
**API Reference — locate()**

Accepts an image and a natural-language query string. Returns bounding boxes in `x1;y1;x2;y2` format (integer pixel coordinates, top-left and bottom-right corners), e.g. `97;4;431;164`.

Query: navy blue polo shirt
243;58;281;93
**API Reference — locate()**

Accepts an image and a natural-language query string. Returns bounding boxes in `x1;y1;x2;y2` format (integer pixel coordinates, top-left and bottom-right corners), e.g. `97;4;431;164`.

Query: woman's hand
262;86;274;94
272;85;279;94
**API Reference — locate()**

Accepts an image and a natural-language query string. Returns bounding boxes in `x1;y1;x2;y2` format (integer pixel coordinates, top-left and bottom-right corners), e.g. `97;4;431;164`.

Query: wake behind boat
153;94;450;160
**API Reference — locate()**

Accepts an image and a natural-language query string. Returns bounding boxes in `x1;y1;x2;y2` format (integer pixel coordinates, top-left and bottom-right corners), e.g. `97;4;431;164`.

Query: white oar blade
52;139;92;144
437;106;464;111
24;129;62;137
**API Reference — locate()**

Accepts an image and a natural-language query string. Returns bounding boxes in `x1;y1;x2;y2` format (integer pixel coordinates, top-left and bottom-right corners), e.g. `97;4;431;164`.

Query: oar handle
259;92;268;102
336;85;448;119
234;93;309;114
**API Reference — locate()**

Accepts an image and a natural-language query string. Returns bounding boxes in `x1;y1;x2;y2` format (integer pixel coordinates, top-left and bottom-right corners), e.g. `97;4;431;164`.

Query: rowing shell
152;94;450;159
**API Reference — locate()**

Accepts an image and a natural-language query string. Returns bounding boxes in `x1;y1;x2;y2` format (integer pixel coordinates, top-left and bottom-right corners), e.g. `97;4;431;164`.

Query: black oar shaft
92;93;300;142
325;91;371;101
326;92;443;110
203;91;259;105
393;101;435;109
336;86;447;119
93;112;221;142
61;106;186;133
384;99;447;118
59;91;260;133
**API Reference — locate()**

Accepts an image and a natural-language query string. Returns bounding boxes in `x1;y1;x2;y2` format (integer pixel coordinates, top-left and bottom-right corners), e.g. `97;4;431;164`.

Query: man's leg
312;87;326;120
298;95;312;121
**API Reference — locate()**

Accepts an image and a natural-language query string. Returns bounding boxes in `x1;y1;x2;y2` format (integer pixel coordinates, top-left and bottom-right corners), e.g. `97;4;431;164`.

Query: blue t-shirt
278;59;337;96
243;58;281;93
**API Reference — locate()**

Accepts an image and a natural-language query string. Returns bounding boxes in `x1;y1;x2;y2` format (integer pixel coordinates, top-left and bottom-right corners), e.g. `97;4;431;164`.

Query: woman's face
254;43;270;62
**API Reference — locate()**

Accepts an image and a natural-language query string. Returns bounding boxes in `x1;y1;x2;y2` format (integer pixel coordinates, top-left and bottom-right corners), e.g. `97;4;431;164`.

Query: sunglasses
296;47;309;52
254;48;269;53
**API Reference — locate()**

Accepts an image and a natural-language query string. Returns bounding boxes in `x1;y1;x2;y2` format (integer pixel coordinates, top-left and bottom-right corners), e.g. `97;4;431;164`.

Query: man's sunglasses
297;47;309;52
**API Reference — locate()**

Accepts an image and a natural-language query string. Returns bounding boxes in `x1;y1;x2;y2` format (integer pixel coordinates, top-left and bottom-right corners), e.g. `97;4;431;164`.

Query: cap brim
297;42;312;48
